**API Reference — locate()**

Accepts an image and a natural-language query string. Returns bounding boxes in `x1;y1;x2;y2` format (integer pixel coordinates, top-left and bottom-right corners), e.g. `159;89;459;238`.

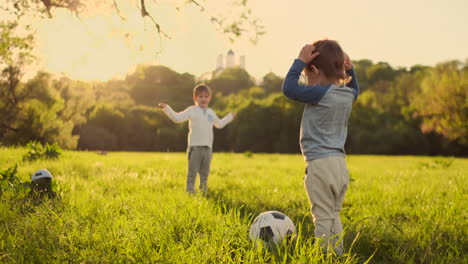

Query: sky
18;0;468;81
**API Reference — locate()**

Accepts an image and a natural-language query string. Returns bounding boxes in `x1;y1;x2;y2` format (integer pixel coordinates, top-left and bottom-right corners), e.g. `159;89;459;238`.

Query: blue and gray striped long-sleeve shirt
282;59;360;161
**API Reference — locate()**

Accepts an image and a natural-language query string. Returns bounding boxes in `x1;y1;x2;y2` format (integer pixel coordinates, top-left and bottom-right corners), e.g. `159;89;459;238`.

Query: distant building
216;54;224;70
226;49;236;68
239;55;246;69
198;50;246;81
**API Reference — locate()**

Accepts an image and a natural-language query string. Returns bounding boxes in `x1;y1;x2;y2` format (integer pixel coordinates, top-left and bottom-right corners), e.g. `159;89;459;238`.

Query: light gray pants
305;156;349;255
187;146;212;194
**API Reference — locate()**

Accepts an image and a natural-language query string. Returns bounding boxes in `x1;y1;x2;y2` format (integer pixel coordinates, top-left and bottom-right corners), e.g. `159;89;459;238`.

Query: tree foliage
0;21;93;149
0;22;35;142
261;72;284;94
127;65;195;109
208;67;255;95
2;72;82;148
411;61;468;144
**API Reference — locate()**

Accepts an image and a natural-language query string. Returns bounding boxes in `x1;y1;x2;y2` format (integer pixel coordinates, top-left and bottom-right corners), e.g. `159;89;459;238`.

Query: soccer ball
29;169;57;201
249;211;296;247
31;169;53;181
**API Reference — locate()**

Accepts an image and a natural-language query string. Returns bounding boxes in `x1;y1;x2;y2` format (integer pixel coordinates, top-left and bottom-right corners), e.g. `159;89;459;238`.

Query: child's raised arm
282;45;328;104
159;104;193;123
344;53;360;100
211;110;234;129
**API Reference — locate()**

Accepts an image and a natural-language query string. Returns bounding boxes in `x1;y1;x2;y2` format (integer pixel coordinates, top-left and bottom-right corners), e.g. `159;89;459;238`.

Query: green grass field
1;147;467;263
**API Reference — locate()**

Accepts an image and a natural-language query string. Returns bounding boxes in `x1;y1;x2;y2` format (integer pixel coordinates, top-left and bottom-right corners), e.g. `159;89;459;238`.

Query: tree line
1;23;467;155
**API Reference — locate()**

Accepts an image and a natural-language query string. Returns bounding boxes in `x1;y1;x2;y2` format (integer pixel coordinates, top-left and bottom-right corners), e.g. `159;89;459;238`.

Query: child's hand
298;44;320;64
232;112;237;118
344;53;353;70
158;103;167;109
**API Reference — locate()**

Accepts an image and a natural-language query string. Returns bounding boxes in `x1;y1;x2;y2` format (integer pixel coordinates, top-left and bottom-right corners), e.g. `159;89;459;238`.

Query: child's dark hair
193;84;212;96
307;39;348;83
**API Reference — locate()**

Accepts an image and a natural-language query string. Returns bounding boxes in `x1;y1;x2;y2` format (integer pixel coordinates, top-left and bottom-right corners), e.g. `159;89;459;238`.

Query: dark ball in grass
28;169;57;201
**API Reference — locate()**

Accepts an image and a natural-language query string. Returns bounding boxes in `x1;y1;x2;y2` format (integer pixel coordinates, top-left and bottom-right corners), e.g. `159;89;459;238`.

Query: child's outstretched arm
282;44;329;104
158;103;192;123
344;53;360;101
211;111;234;129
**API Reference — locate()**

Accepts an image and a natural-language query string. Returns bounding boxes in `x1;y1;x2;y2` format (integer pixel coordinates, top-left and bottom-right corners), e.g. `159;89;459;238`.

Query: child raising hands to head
282;39;359;255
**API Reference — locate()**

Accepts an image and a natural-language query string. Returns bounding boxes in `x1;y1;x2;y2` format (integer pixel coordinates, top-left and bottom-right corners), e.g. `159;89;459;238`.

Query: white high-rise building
239;55;246;69
201;50;246;81
226;49;236;68
216;54;224;70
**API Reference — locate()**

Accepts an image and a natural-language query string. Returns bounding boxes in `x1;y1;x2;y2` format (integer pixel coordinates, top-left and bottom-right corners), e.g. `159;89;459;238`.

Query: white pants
305;156;349;255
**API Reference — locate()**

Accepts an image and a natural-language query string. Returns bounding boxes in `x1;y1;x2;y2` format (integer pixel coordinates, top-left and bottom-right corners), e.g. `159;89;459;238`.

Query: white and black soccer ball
31;169;53;182
249;211;296;246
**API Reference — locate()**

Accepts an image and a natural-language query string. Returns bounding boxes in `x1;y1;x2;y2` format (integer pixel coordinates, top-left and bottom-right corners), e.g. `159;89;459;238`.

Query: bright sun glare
33;0;248;81
36;7;161;81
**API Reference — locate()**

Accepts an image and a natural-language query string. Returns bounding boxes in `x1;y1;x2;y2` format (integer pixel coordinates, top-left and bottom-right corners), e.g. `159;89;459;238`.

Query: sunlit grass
1;148;466;263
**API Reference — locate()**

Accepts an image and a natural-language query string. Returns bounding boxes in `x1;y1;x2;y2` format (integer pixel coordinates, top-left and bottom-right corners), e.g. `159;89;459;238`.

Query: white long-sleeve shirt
162;105;234;149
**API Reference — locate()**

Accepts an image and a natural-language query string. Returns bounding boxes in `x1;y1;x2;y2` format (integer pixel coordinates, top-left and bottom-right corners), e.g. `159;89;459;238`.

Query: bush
23;141;62;161
0;164;25;195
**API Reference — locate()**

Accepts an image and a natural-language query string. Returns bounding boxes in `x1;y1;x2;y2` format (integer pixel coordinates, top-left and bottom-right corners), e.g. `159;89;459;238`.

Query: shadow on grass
205;185;315;236
205;186;266;222
342;215;463;264
205;188;430;263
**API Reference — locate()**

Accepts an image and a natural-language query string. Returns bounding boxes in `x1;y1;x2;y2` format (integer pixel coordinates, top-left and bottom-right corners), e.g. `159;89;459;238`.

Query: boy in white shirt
158;84;235;194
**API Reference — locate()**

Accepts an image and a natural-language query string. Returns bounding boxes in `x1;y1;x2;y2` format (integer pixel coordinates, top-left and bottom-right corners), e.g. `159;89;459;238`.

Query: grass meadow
0;147;466;263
